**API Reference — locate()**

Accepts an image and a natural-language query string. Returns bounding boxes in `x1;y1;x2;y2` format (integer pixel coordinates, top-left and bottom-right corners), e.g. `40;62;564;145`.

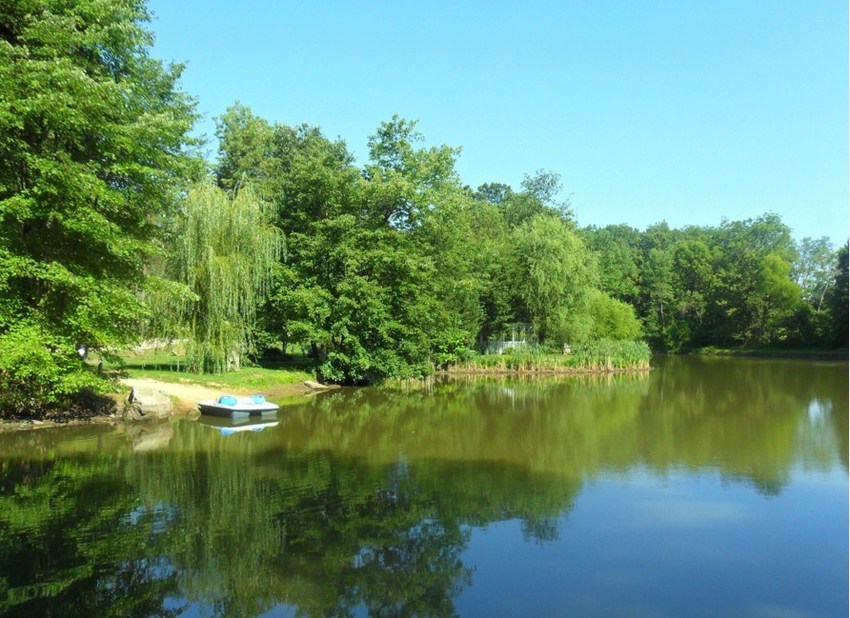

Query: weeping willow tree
513;214;598;345
166;183;283;373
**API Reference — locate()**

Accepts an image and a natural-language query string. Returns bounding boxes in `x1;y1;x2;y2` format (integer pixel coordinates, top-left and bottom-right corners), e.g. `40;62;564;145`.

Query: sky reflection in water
0;357;846;617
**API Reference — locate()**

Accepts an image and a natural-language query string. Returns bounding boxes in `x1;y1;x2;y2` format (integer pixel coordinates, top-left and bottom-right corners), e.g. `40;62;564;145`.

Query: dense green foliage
212;104;845;380
212;106;646;383
0;1;198;411
582;217;848;351
826;243;849;346
151;183;283;373
0;0;845;407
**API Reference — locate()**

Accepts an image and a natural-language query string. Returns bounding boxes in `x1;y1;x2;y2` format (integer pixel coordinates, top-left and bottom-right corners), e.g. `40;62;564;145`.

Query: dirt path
0;379;315;433
121;378;225;412
120;378;313;413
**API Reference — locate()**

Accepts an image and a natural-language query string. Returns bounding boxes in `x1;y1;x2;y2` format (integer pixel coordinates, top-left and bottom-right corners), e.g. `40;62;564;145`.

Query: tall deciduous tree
793;237;837;311
582;224;641;305
672;237;714;318
216;110;489;382
167;184;282;373
363;115;462;230
496;170;572;229
826;243;848;347
0;0;198;411
512;215;598;345
215;102;275;191
640;247;676;348
278;215;437;384
708;215;802;347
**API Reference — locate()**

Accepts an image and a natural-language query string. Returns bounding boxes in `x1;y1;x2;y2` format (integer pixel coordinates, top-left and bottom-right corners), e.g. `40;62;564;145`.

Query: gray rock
123;386;173;421
304;380;338;391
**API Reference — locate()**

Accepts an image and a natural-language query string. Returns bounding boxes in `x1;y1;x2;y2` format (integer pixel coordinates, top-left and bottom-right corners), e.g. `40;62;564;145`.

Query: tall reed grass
442;340;651;374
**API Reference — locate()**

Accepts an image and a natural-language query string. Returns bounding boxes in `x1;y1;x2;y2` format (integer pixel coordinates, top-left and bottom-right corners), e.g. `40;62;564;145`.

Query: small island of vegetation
0;2;846;420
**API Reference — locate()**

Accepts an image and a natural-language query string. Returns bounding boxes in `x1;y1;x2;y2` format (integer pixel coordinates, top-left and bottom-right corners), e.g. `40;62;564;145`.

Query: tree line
196;105;647;383
583;216;847;351
0;1;846;411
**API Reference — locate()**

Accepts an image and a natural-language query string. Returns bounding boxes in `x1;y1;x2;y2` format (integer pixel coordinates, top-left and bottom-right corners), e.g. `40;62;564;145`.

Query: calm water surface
0;357;846;617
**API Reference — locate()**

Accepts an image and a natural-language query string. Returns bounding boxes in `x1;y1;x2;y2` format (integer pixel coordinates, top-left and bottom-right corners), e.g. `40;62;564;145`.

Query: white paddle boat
197;394;279;419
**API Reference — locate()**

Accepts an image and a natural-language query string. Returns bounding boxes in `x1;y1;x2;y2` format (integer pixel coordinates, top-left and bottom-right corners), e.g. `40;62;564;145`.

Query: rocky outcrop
304;380;335;390
123;386;173;421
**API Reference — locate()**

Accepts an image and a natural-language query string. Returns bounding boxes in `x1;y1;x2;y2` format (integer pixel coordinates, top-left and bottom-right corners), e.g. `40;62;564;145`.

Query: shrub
0;324;105;416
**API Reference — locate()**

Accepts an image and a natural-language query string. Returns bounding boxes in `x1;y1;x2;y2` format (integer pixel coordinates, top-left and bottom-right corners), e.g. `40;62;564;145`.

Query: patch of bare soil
121;378;311;413
0;379;315;433
122;378;224;413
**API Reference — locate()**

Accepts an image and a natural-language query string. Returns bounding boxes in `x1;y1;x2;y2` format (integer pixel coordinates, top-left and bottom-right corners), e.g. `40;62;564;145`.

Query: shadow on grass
114;352;313;374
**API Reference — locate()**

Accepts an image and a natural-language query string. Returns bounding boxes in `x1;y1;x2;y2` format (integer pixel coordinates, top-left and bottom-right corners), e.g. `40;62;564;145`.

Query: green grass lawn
103;348;314;391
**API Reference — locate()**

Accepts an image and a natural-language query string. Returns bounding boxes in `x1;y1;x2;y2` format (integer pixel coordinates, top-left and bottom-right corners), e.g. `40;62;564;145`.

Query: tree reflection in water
0;357;845;616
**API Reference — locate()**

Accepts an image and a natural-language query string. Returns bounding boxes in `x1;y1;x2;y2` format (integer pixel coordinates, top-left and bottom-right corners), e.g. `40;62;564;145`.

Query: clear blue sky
147;0;848;244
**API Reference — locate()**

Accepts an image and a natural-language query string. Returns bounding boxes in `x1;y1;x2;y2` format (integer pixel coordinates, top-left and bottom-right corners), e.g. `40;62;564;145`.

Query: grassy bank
691;347;848;361
106;349;314;392
106;340;652;393
443;340;651;374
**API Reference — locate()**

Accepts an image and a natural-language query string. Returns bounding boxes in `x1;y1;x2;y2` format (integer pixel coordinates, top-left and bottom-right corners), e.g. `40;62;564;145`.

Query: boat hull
197;399;279;419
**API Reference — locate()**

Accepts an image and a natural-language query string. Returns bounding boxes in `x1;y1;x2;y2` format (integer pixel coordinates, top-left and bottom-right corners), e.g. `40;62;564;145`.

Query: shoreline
687;348;848;361
2;349;842;432
436;367;652;375
0;378;314;433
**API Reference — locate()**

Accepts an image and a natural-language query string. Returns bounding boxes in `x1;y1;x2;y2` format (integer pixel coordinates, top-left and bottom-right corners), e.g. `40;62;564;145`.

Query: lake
0;357;846;617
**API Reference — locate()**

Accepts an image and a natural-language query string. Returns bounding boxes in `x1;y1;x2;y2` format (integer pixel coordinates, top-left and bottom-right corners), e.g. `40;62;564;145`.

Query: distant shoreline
686;348;848;361
436;367;652;375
